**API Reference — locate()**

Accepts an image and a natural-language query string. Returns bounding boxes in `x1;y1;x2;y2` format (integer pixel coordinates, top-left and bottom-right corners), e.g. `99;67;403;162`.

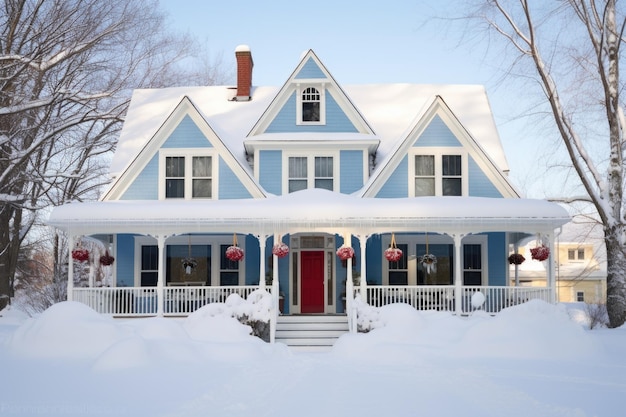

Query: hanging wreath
99;250;115;266
336;246;355;261
530;245;550;262
508;253;525;265
71;248;90;263
420;254;437;274
182;257;198;274
226;234;245;262
272;242;289;258
384;233;403;262
420;232;437;274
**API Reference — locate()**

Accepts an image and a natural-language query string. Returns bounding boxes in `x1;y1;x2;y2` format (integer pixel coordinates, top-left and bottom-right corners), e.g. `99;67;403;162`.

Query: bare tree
0;0;225;310
465;0;626;327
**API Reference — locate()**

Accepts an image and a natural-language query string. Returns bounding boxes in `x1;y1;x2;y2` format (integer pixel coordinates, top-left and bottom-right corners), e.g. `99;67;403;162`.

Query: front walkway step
275;314;349;352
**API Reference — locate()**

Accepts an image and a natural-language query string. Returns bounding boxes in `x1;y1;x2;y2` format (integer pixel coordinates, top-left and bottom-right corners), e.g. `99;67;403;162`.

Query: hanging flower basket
99;251;115;266
182;257;198;274
530;245;550;262
226;234;244;262
508;253;525;265
336;246;355;261
420;254;437;274
71;248;90;263
384;233;403;262
272;242;289;258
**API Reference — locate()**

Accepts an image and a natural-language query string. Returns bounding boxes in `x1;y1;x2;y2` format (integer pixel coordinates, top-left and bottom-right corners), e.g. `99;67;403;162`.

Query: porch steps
275;314;349;352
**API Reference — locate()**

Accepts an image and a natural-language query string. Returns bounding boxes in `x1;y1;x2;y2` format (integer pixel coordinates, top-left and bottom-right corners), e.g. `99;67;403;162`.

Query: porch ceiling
47;189;570;237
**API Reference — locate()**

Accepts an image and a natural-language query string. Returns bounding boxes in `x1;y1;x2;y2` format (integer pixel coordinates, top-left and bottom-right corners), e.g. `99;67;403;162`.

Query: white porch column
546;231;556;304
358;234;368;302
156;234;167;317
453;234;463;315
258;234;268;290
67;234;75;301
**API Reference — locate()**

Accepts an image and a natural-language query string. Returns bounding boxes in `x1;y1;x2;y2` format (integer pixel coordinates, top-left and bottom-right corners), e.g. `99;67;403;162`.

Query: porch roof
48;189;570;237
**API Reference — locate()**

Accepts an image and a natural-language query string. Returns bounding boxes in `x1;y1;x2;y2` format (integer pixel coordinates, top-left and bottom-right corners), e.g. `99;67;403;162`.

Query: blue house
49;46;569;332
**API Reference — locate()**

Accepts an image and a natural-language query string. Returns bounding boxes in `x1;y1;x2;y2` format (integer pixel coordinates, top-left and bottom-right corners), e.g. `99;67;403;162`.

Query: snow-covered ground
0;300;624;417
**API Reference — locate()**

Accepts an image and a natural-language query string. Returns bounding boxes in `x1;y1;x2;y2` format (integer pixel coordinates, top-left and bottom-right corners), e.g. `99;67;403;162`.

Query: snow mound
7;301;129;360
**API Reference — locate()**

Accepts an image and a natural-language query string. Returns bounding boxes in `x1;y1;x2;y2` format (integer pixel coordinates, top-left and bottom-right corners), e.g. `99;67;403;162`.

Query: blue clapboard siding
413;115;462;147
340;150;364;194
375;155;408;198
161;115;212;148
486;232;507;286
244;235;260;285
294;57;326;79
120;155;158;200
468;157;503;197
259;150;282;195
265;92;358;133
116;234;136;287
218;157;252;199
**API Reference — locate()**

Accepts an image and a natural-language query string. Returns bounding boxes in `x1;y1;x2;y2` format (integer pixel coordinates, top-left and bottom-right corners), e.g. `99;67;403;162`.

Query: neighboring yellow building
511;222;606;304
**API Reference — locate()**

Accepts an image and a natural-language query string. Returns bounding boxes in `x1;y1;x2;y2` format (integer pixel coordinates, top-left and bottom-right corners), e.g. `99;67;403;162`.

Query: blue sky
159;0;556;198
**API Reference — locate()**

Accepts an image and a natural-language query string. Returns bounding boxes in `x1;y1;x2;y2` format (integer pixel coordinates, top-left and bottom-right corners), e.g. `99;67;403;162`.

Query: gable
161;115;213;148
103;96;265;201
295;57;326;79
362;96;519;199
248;50;374;137
412;115;462;147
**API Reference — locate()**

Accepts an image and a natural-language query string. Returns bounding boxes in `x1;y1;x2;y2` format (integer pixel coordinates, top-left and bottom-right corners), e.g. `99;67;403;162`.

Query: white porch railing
74;284;552;319
164;285;261;316
363;285;551;314
73;287;158;316
73;286;262;317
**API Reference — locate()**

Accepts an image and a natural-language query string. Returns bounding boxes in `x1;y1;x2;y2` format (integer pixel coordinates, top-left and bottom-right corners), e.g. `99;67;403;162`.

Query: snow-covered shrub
353;296;383;333
226;290;273;342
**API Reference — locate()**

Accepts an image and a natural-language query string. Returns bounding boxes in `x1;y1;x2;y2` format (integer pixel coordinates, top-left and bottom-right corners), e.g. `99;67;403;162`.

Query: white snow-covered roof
49;189;568;236
110;84;508;181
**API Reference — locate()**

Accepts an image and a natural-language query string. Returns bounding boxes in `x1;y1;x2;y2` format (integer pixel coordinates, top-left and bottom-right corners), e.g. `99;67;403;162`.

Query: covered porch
48;189;570;330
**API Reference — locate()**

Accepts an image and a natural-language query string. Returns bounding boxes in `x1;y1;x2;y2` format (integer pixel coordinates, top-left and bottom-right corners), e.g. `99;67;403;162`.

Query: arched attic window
301;87;321;122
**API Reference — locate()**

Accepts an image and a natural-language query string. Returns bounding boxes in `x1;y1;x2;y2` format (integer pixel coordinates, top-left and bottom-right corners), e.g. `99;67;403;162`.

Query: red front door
301;251;325;313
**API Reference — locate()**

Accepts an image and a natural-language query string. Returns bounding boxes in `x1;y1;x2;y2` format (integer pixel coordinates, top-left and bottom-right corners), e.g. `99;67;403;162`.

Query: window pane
141;272;158;287
220;245;240;270
220;272;239;286
302;102;320;121
464;244;481;269
192;179;212;198
166;179;185;198
389;244;408;270
442;155;461;176
141;246;158;270
577;248;585;259
568;249;575;260
315;157;333;177
463;271;482;286
389;271;408;285
442;178;462;196
415;178;435;196
415;155;434;176
289;179;307;193
192;156;212;177
289;157;307;178
166;157;185;177
314;178;333;190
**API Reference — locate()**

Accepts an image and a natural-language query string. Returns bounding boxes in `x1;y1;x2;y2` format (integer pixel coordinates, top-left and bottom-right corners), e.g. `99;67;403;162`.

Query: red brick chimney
235;45;253;101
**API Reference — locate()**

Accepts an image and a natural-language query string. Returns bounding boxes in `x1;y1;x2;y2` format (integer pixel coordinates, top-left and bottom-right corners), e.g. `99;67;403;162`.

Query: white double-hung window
411;151;466;196
160;150;214;199
287;155;335;193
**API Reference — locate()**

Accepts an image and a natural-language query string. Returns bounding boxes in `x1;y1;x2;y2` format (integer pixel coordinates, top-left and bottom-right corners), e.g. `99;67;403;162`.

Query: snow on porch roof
48;189;570;237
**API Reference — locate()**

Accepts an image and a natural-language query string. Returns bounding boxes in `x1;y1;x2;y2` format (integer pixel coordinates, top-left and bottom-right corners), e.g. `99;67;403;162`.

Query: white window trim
408;149;469;197
133;235;245;287
158;149;218;200
283;151;339;193
381;234;487;286
296;83;326;125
